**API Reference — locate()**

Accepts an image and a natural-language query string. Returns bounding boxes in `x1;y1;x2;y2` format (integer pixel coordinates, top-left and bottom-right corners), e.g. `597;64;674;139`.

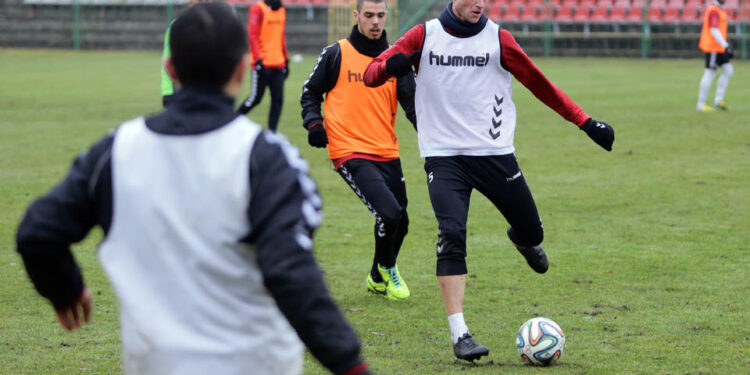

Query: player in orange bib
300;0;416;300
696;0;734;112
238;0;289;130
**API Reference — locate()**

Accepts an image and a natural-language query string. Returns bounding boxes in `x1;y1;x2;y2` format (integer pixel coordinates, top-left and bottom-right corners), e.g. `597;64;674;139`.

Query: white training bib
416;18;517;157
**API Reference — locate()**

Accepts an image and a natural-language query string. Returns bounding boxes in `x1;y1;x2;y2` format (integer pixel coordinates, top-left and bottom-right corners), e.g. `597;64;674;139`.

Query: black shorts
705;52;731;69
424;154;543;275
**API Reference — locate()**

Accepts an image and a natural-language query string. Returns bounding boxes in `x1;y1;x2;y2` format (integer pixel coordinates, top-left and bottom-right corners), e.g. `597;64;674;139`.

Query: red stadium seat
590;5;609;22
626;6;644;22
560;0;578;7
649;0;667;7
555;5;574;21
502;5;522;21
681;4;702;22
597;0;614;7
665;0;684;8
573;6;591;21
521;5;542;21
662;7;680;22
579;0;596;7
486;5;503;20
613;0;631;7
527;0;545;6
609;5;627;21
647;7;663;22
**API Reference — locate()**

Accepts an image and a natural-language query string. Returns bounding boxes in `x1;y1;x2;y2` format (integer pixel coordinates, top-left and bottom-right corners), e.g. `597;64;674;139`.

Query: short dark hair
170;3;247;88
357;0;387;12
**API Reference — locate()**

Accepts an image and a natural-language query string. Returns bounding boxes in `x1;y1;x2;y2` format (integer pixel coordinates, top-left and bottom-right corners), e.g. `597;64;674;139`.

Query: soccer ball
516;317;565;366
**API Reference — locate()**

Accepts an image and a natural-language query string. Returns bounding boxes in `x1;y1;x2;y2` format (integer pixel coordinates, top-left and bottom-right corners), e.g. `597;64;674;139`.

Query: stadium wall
0;0;329;52
0;0;747;59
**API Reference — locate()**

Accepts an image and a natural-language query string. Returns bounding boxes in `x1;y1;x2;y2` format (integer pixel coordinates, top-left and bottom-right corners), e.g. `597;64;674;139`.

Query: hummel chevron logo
489;95;504;140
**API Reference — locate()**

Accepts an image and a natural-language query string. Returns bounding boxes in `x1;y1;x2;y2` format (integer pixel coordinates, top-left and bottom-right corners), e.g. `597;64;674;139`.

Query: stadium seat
578;0;596;8
526;0;545;6
560;0;578;7
665;0;684;8
649;0;667;8
555;5;574;21
647;7;663;22
681;4;702;22
597;0;614;7
613;0;631;7
573;6;591;22
590;5;609;22
662;7;680;22
521;5;541;21
502;5;521;21
626;6;643;22
609;6;627;22
486;5;503;21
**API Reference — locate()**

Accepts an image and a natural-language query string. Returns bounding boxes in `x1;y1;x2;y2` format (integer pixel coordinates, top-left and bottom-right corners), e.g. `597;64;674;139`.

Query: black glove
725;46;734;59
580;118;615;152
385;50;420;77
283;60;290;79
254;59;265;75
307;123;328;148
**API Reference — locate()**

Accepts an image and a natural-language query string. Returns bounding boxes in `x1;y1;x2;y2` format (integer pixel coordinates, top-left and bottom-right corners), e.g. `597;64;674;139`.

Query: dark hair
170;2;247;88
357;0;387;11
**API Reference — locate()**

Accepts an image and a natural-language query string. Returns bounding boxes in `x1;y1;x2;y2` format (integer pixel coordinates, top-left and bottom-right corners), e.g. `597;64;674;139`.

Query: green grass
1;48;749;374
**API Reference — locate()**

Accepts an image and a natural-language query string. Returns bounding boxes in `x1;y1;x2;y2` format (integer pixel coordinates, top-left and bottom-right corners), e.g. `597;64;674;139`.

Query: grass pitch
1;48;749;374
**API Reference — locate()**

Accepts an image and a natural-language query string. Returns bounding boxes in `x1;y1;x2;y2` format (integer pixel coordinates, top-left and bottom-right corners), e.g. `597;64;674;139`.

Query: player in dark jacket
301;0;416;300
17;4;371;375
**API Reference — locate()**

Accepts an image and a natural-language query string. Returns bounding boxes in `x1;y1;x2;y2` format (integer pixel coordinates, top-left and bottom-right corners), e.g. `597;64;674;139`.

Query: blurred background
0;0;747;59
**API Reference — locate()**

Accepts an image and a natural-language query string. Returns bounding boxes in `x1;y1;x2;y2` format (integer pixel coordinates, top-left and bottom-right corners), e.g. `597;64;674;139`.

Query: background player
18;4;371;374
237;0;289;131
696;0;734;112
301;0;416;300
365;0;614;362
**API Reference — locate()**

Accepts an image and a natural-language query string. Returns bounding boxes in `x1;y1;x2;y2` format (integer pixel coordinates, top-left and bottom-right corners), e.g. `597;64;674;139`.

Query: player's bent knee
508;226;544;247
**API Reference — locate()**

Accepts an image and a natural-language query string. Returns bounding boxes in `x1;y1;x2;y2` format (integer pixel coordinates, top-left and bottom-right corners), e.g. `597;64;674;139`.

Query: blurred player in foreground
17;3;372;375
696;0;734;112
365;0;614;362
237;0;289;131
300;0;416;300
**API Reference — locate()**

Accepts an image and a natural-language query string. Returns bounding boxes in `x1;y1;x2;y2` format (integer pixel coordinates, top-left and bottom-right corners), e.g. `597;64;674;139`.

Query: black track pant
424;155;543;276
237;67;285;131
338;158;409;281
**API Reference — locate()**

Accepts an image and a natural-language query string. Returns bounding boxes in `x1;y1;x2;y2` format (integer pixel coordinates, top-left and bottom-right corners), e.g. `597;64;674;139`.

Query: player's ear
164;57;181;85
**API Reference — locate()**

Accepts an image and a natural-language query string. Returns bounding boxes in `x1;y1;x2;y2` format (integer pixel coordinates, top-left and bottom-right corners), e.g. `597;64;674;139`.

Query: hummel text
428;50;490;67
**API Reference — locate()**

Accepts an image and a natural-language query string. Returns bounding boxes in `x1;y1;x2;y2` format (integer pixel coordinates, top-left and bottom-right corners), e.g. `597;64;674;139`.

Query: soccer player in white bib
364;0;615;362
17;4;372;375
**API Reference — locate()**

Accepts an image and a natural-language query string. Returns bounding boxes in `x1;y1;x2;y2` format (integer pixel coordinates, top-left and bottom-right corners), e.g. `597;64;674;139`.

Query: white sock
697;68;716;110
714;63;734;105
448;312;469;344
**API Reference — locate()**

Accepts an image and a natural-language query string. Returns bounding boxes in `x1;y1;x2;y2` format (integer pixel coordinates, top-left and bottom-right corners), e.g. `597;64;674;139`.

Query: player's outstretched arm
247;133;370;375
364;24;425;87
500;29;589;126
